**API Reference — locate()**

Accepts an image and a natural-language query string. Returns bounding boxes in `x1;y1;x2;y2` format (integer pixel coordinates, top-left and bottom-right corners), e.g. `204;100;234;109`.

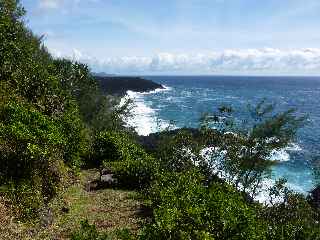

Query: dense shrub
50;59;99;121
0;0;65;116
58;100;88;168
71;220;109;240
71;220;134;240
93;131;158;189
259;192;320;240
51;58;130;133
0;101;66;180
200;102;305;198
142;169;265;240
0;101;71;219
141;167;320;240
154;130;202;173
0;0;123;221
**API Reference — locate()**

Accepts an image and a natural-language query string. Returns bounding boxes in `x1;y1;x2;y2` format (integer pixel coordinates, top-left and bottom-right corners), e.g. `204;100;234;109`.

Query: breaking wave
121;85;305;204
121;86;173;136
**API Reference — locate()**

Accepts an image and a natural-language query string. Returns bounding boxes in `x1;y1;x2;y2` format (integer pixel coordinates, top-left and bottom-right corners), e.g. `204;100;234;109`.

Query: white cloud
51;48;320;75
38;0;84;10
39;0;62;9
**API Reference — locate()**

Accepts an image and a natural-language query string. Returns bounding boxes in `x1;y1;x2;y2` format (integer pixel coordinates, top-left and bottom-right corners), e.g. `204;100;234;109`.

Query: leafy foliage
0;101;71;219
260;192;320;239
1;1;320;239
201;101;305;197
71;219;135;240
0;0;128;221
154;130;202;173
94;131;157;189
142;170;264;240
0;101;65;179
138;102;319;240
71;220;110;240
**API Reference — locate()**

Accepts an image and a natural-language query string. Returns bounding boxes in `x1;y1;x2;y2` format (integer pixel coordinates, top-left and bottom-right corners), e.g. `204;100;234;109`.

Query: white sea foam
268;149;290;162
285;143;302;151
121;86;304;204
268;143;302;162
139;85;172;95
254;178;279;204
200;143;303;205
254;178;307;205
121;86;173;136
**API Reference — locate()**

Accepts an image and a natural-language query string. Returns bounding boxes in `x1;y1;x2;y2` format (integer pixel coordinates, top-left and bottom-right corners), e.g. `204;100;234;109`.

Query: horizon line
93;73;320;78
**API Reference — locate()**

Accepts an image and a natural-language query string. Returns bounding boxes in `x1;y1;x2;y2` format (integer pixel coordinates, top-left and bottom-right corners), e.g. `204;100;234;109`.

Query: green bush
259;192;320;240
0;0;64;115
142;169;265;240
50;58;129;133
71;220;135;240
93;131;158;189
4;179;44;220
58;100;88;169
51;59;99;122
154;130;202;173
0;101;66;180
0;0;128;223
71;220;109;240
0;101;71;219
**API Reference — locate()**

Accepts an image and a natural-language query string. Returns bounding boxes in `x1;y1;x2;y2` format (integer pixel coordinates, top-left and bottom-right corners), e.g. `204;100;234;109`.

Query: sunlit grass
0;169;144;240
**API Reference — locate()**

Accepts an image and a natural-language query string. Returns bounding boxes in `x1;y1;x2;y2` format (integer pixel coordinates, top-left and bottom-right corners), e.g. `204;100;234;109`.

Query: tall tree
201;101;305;197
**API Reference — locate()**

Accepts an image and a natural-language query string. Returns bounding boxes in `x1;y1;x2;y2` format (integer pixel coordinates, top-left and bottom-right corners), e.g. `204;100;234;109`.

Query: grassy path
0;169;145;239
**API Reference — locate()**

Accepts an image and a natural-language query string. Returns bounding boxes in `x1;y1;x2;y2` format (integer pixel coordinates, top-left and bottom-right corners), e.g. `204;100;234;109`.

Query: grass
0;169;146;240
0;196;28;239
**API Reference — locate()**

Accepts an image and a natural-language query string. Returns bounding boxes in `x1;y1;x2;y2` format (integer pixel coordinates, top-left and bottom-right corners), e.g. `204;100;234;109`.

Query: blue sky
21;0;320;75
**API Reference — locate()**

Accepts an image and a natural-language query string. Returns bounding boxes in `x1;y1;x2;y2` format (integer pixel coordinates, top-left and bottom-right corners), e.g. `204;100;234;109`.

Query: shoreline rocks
94;76;164;96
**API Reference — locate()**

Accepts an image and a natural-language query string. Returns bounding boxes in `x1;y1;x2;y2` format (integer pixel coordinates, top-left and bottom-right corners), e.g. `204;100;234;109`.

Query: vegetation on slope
1;1;320;240
0;0;129;225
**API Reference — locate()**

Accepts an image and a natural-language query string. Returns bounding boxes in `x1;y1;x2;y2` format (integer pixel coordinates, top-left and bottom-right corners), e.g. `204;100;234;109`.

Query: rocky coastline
94;76;164;96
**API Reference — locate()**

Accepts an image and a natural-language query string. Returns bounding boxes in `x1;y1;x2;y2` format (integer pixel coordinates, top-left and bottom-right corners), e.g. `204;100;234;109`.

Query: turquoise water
130;76;320;194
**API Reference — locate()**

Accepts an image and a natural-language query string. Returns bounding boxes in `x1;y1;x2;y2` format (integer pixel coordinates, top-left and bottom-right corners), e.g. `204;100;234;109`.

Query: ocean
125;76;320;201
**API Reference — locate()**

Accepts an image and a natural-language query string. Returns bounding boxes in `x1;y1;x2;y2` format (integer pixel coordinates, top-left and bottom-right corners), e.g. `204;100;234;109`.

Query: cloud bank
52;48;320;75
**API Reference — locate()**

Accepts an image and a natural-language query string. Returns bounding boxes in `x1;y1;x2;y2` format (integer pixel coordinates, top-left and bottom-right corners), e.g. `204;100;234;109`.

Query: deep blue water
140;76;320;193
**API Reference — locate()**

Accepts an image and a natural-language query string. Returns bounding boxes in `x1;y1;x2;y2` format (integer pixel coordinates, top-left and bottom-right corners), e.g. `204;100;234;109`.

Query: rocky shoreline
94;76;164;96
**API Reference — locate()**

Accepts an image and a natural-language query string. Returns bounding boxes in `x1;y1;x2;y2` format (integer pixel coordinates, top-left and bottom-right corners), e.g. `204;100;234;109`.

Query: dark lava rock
85;180;100;191
61;206;69;214
100;168;118;186
136;127;218;153
39;207;53;227
94;76;164;96
84;169;118;192
309;185;320;209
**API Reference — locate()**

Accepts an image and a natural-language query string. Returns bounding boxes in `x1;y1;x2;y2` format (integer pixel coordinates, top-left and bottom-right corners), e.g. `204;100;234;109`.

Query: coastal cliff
94;76;164;96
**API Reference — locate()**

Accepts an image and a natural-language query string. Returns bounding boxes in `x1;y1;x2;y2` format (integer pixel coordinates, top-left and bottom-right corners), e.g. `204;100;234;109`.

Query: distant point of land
94;75;164;96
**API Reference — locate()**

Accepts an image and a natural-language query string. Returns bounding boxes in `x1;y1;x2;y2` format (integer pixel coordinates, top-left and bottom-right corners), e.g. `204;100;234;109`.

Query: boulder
85;180;99;191
100;168;118;186
309;185;320;209
39;207;53;227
